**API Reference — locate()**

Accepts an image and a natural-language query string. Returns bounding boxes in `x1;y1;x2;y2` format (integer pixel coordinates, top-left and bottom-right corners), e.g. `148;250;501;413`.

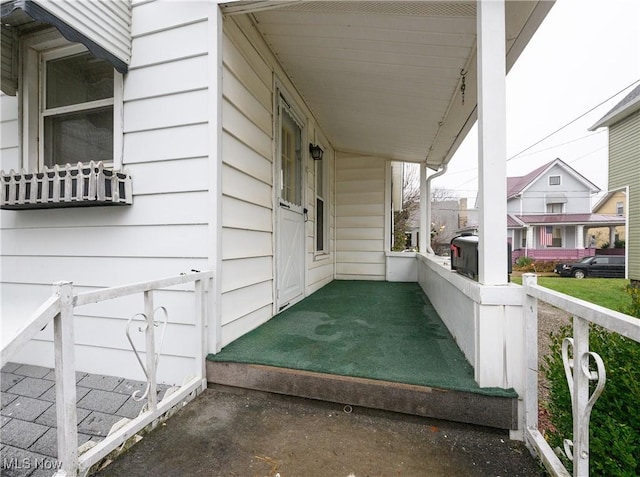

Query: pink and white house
505;158;625;263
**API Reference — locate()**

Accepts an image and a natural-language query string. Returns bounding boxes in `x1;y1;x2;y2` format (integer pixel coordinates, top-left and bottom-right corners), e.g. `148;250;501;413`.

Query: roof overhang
222;1;554;169
590;86;640;129
1;0;129;82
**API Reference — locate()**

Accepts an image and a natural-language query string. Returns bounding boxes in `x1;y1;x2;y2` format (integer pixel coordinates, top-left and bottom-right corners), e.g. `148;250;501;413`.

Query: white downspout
423;163;448;254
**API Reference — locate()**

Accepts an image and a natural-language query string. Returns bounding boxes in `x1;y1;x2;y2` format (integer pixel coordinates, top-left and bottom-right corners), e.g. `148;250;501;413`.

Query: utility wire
506;78;640;162
514;130;605;159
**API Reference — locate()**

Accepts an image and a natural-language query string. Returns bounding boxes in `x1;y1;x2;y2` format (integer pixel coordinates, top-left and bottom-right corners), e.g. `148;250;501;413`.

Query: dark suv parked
554;255;625;279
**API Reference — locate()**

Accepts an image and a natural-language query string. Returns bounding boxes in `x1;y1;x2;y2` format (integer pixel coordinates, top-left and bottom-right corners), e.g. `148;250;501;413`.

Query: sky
431;0;640;204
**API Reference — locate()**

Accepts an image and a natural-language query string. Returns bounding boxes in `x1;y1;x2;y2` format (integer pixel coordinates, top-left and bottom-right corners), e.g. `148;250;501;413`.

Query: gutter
425;163;449;254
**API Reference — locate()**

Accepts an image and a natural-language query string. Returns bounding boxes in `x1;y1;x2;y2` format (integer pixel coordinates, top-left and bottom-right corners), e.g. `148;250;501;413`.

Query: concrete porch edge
206;361;518;430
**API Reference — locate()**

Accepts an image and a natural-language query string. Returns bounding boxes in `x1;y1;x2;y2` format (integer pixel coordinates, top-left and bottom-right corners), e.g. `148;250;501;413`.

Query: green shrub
620;284;640;318
542;286;640;476
515;256;533;268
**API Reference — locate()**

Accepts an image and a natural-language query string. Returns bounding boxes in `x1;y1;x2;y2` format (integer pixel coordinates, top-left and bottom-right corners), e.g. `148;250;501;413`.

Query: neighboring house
431;199;467;254
591;190;627;247
403;197;468;254
0;0;555;440
506;158;624;263
590;83;640;284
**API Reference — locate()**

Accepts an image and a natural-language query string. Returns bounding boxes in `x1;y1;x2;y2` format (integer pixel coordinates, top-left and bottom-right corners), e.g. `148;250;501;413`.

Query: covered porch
208;278;519;430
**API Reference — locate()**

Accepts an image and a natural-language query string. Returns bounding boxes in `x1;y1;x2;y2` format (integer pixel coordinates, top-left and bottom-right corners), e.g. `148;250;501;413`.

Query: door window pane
280;108;301;205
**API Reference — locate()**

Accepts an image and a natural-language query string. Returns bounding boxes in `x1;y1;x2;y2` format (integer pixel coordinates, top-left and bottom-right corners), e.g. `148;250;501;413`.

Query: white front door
276;97;305;310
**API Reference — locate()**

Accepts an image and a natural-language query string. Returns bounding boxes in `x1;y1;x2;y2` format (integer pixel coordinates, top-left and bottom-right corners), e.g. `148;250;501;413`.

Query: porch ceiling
222;1;553;168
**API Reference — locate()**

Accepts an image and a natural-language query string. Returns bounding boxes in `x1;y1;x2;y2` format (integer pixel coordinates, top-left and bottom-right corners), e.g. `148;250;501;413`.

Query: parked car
554;255;625;279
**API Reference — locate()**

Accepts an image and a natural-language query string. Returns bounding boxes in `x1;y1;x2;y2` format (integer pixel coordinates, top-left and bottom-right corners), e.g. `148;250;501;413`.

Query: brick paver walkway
1;363;168;477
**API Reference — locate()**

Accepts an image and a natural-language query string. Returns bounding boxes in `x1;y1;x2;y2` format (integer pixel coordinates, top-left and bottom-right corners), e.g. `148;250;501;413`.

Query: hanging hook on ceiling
460;69;467;105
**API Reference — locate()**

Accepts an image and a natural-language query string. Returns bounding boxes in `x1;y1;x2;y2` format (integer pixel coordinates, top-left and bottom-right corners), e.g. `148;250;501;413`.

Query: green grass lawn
511;275;630;311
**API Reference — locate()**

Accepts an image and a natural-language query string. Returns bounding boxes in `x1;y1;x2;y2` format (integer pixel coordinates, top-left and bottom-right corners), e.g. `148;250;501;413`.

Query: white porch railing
522;273;640;477
0;271;214;477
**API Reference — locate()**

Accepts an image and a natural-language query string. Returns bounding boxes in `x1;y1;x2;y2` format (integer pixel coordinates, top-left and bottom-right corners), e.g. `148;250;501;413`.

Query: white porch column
526;226;533;255
477;0;507;285
609;226;616;248
207;3;223;353
576;224;584;249
419;162;428;254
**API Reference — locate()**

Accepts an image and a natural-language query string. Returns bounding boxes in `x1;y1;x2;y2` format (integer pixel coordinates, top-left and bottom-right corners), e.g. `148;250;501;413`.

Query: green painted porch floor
208;281;516;398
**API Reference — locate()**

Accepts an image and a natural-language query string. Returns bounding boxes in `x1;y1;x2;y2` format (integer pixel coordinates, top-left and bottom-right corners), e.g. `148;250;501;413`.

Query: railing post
194;278;207;390
523;273;538;432
144;290;158;412
572;316;590;477
210;276;221;354
53;281;78;476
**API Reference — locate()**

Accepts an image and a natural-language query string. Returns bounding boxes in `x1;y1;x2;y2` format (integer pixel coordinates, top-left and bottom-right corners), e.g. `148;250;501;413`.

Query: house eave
590;86;640;130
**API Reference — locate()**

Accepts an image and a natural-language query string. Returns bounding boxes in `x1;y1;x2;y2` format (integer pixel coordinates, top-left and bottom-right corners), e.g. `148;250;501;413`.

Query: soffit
224;1;551;168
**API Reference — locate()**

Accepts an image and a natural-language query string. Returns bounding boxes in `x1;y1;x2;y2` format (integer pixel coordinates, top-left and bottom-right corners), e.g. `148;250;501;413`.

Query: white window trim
314;144;329;256
20;28;123;171
548;175;561;186
546;202;564;214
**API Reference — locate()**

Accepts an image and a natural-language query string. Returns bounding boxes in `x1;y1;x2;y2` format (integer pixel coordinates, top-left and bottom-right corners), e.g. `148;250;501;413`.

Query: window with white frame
21;30;120;170
616;201;624;215
546;202;563;214
315;150;327;253
41;47;114;167
0;29;132;210
548;175;561;186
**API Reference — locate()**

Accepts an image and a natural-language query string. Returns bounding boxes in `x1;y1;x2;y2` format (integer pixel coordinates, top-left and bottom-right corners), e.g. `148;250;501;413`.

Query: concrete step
206;361;518;430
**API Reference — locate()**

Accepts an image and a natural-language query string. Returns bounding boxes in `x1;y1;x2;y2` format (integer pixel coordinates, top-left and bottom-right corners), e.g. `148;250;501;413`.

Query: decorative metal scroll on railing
560;336;606;466
522;273;640;477
126;307;169;403
0;161;132;210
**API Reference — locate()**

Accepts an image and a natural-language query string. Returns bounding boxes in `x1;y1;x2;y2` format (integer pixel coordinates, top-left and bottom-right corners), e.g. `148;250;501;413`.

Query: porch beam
476;0;508;285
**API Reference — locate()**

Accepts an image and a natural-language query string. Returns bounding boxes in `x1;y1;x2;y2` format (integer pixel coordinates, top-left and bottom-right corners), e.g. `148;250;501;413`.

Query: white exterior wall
521;163;593;215
0;1;212;384
306;145;335;295
335;153;386;280
219;16;335;346
219;21;275;346
0;93;19;169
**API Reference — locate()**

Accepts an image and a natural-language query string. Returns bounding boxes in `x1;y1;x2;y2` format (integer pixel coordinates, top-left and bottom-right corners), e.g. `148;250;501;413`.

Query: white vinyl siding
220;22;275;346
519;163;593;215
307;146;334;294
1;1;210;384
35;0;132;66
335;153;386;280
220;16;336;337
609;110;640;282
0;93;19;170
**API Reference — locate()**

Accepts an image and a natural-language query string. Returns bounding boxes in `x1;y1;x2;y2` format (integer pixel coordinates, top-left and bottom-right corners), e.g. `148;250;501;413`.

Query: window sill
1;161;132;210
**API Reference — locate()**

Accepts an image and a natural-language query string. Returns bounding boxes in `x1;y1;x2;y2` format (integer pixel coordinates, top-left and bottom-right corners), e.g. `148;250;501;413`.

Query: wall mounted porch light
309;143;324;161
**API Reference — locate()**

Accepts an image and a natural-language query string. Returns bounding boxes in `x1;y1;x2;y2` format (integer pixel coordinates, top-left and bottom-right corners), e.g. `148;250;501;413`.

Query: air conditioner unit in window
1;161;132;210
